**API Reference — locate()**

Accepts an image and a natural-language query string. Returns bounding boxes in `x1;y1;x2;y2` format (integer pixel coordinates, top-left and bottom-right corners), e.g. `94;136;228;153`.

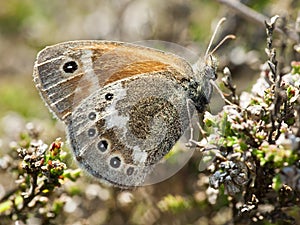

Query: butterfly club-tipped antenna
193;17;235;72
203;17;236;63
205;17;226;60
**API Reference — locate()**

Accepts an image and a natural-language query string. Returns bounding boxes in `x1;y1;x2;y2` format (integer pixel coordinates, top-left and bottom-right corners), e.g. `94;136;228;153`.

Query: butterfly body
33;40;216;187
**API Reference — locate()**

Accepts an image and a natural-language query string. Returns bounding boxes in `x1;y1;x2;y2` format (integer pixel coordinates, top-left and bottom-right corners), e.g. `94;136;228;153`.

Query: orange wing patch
105;61;169;85
75;41;191;86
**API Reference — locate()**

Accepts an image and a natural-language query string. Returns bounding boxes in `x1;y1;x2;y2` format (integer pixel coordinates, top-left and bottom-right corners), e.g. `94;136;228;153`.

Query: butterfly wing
33;40;194;121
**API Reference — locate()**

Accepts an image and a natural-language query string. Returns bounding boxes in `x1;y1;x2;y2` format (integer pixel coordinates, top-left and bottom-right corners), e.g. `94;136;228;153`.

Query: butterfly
33;18;233;188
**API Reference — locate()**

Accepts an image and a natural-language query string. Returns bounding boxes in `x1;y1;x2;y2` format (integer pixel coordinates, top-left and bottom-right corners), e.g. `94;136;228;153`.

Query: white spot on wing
132;147;148;165
81;49;99;89
104;83;129;129
75;49;100;97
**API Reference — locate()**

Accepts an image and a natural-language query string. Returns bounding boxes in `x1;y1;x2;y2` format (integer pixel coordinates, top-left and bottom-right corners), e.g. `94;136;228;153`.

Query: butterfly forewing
33;40;195;121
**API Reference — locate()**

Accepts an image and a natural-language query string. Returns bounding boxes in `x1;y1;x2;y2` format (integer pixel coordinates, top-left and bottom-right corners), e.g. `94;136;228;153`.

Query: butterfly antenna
204;17;227;59
209;34;236;56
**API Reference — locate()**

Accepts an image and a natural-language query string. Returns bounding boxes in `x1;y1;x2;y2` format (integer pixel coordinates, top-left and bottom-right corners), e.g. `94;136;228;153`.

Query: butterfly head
188;17;235;113
203;53;218;81
190;59;216;112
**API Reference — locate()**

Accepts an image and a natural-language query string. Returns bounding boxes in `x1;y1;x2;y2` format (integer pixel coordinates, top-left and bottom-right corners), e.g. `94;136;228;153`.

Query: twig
222;67;238;104
216;0;299;42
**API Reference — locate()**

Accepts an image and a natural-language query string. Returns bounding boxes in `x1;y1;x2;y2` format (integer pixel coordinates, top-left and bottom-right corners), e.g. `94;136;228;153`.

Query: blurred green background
0;0;299;224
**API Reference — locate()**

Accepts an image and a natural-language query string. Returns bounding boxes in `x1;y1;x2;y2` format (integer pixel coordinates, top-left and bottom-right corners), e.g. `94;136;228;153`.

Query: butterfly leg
185;98;208;148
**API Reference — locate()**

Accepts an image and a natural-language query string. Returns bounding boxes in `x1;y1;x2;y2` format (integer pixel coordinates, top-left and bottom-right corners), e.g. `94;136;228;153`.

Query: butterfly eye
105;93;114;101
110;156;121;168
63;61;78;73
97;140;109;152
